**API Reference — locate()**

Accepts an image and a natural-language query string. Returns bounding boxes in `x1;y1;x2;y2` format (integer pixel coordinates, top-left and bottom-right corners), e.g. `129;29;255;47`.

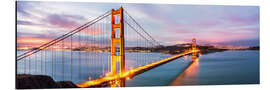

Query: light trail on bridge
76;49;200;88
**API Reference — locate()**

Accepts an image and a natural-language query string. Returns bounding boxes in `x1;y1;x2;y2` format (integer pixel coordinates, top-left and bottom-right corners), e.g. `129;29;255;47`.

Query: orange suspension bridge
16;7;200;87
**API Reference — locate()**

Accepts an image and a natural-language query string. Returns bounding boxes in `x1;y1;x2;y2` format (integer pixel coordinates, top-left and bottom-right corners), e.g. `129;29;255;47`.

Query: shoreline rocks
16;74;78;89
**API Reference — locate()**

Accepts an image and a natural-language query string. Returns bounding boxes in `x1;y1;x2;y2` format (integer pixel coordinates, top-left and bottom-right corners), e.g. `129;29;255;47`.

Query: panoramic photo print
16;1;259;89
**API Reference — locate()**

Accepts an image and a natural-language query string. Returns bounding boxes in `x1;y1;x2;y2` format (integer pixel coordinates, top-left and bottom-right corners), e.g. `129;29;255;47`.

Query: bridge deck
76;50;199;88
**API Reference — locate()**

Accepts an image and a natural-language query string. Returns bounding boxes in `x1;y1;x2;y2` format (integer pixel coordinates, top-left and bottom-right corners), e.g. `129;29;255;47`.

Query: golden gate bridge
16;7;200;87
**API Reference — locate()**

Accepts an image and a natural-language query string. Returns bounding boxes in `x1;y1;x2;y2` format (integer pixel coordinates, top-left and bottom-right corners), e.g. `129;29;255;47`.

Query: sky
17;1;260;47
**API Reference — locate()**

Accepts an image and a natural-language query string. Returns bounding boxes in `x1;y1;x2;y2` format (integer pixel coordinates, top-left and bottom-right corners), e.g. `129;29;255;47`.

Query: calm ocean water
126;50;259;86
16;50;259;86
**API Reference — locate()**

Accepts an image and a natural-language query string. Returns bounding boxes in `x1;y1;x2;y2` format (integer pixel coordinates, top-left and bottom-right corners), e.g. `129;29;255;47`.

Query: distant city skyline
17;1;259;48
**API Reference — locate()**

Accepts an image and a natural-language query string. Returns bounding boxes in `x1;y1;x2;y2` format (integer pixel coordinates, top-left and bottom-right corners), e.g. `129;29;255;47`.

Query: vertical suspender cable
62;40;64;81
45;48;47;75
78;32;81;80
70;35;73;81
29;55;31;74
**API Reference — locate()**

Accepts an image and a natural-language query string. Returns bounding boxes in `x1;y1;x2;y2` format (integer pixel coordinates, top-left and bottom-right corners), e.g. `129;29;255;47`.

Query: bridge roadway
76;49;200;88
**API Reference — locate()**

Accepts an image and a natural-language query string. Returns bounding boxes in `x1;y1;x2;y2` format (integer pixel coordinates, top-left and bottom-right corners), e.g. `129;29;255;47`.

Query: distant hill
246;46;260;50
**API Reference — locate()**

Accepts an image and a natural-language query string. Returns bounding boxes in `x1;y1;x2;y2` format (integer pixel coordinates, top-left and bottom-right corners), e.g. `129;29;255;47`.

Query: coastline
16;74;78;89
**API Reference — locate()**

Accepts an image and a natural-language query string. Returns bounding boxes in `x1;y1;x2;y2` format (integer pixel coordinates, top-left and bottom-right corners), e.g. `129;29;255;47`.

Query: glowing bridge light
126;77;131;80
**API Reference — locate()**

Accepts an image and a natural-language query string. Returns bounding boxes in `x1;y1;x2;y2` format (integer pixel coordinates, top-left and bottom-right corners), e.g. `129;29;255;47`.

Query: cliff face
16;74;78;89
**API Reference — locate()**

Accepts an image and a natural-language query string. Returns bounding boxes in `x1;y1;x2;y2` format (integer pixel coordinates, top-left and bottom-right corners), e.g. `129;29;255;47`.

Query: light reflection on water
170;59;200;85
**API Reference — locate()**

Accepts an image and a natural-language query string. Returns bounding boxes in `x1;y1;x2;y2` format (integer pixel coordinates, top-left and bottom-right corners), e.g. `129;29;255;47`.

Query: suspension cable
124;20;156;46
124;10;161;46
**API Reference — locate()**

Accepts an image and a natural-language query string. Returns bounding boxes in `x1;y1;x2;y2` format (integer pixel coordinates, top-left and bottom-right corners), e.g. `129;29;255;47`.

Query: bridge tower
192;38;198;61
110;7;125;87
192;38;196;50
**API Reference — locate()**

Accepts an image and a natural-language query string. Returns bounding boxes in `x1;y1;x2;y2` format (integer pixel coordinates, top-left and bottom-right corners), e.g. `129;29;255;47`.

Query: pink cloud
223;14;259;27
192;20;221;28
43;14;80;29
17;36;108;50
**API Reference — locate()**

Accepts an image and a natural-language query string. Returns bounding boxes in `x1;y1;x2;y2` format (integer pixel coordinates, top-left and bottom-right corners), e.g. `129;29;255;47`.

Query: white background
0;0;269;90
